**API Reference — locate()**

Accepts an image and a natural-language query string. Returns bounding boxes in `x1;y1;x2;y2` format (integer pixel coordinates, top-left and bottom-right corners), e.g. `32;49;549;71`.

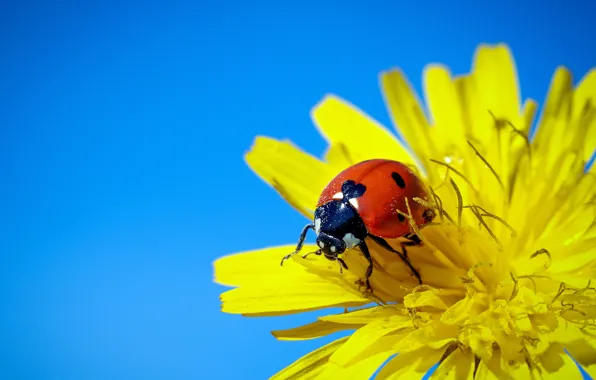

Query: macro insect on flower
214;44;596;379
280;159;436;292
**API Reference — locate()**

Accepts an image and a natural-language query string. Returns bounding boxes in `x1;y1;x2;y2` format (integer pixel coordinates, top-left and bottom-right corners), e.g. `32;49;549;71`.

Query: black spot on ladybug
341;180;366;199
391;172;406;189
398;213;406;222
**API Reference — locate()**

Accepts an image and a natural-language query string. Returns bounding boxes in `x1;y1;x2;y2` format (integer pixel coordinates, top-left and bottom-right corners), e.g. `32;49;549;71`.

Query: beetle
280;159;435;291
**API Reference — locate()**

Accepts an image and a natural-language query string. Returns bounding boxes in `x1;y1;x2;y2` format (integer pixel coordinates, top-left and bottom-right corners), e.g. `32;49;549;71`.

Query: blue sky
1;1;595;379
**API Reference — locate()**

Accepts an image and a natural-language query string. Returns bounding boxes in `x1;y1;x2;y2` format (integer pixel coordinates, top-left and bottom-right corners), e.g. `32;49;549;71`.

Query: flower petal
245;136;336;218
472;44;521;125
214;245;313;287
317;350;396;380
532;67;574;170
565;339;596;367
375;347;443;379
432;349;474;380
423;65;467;153
323;143;355;171
391;328;440;354
215;245;369;315
311;95;415;165
379;69;435;171
469;44;526;194
319;305;401;324
440;293;477;325
473;354;511;380
220;279;369;316
270;337;348;380
540;348;588;379
329;316;413;367
271;320;358;341
573;69;596;119
403;289;449;310
549;317;586;344
452;74;494;151
573;68;596;162
549;248;596;274
474;359;532;380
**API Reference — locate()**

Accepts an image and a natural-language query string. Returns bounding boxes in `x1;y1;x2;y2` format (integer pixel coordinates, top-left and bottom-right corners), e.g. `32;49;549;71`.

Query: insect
281;159;436;292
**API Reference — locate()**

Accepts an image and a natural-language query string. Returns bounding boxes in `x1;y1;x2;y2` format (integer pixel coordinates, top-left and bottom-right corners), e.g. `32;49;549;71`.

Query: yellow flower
214;44;596;379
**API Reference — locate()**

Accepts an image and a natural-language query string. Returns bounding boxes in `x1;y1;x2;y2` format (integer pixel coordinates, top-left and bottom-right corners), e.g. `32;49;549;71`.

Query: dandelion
213;44;596;379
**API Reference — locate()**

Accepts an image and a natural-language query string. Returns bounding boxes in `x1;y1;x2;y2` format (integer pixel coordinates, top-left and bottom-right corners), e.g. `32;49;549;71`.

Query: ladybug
281;159;436;291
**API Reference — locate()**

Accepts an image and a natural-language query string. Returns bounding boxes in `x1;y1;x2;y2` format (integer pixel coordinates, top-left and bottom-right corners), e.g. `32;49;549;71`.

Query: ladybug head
313;198;368;261
315;232;346;260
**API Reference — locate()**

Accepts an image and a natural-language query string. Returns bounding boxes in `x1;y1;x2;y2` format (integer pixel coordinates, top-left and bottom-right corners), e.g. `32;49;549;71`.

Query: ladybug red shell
317;159;434;238
281;159;436;292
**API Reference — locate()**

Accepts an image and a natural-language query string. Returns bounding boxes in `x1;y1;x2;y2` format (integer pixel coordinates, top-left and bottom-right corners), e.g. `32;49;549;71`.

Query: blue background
1;1;595;379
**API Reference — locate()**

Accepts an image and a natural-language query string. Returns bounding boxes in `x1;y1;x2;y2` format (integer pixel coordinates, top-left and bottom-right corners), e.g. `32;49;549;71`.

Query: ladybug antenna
341;180;366;199
302;249;322;260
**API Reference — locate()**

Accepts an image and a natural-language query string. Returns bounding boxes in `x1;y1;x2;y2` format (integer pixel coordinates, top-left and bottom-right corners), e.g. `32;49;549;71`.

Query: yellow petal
431;349;474;380
472;44;521;124
220;278;368;316
245;136;336;218
424;323;461;350
576;104;596;164
323;143;356;171
329;316;413;367
441;293;476;325
317;351;396;380
403;289;449;310
464;326;495;363
391;328;434;354
311;94;415;166
470;44;524;192
474;360;532;380
271;320;358;341
549;273;596;289
549;318;586;345
585;364;596;379
216;245;369;316
375;348;442;380
573;69;596;119
540;350;587;379
319;305;402;324
452;74;494;151
549;248;596;274
521;98;539;134
214;245;315;287
508;364;538;380
532;67;574;168
423;65;467;152
270;337;348;380
565;339;596;367
573;68;596;161
379;69;435;170
548;173;596;238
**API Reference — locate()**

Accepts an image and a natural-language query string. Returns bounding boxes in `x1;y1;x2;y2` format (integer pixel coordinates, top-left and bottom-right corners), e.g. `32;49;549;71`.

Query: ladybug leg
337;257;348;273
281;224;315;266
400;234;422;262
400;241;423;285
368;235;422;285
358;241;374;293
405;233;422;246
